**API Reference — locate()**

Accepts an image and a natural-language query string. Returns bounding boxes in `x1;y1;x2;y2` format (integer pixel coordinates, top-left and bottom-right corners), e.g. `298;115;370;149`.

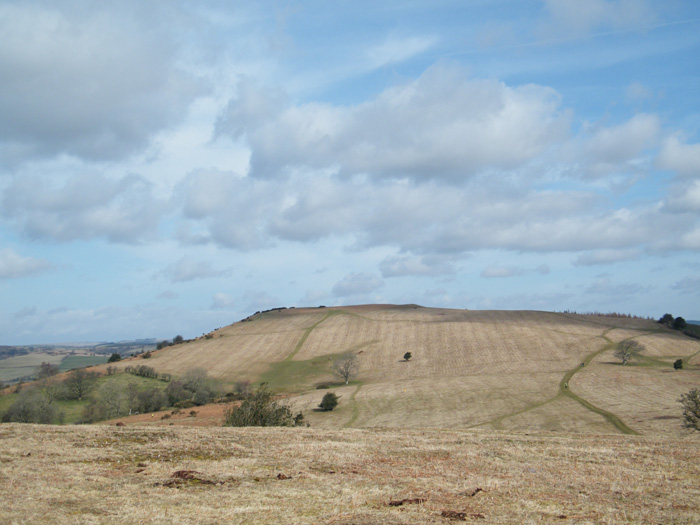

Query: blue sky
1;0;699;344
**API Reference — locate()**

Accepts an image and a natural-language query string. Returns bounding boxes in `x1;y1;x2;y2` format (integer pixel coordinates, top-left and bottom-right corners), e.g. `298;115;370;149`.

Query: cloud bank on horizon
1;0;699;343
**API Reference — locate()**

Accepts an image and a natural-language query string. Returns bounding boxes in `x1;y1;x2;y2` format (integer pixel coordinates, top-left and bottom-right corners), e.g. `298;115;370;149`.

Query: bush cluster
224;385;304;427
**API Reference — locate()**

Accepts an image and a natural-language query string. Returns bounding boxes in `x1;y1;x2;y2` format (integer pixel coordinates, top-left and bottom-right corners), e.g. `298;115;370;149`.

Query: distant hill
96;305;699;436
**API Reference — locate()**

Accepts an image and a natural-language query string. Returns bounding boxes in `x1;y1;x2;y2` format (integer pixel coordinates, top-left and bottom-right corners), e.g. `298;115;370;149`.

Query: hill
97;305;700;436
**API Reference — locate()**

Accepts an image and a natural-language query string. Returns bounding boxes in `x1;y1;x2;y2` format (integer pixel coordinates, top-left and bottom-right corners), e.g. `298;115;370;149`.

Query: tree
107;353;121;363
403;352;412;361
63;369;98;400
659;313;674;326
173;335;184;344
679;389;700;431
673;317;687;331
674;359;683;370
36;362;59;380
319;392;339;411
2;388;59;424
614;340;643;365
332;353;358;384
224;384;304;427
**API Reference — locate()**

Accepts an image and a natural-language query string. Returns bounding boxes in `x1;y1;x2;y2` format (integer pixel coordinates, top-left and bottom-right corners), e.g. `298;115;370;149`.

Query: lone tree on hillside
332;353;358;384
63;369;98;400
679;389;700;431
674;359;684;370
107;353;121;363
614;340;643;365
319;392;339;411
403;352;412;361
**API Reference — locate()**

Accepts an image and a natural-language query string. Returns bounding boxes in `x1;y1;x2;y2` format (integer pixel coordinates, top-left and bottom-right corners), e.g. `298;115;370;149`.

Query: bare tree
36;361;59;380
614;340;643;365
63;369;98;400
679;389;700;431
332;353;358;384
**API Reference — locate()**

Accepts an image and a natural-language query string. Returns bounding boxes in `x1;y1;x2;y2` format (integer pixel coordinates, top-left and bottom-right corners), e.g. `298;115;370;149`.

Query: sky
1;0;700;344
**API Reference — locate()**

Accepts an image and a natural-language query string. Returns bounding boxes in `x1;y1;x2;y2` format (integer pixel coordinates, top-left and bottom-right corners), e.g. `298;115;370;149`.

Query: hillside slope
102;305;700;436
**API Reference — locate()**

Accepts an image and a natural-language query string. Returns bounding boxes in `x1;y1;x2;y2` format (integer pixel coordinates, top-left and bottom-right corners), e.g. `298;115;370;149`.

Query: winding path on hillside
474;329;643;435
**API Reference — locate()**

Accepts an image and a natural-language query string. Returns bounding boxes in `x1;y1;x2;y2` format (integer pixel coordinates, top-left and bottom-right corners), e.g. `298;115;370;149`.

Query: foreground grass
0;423;698;523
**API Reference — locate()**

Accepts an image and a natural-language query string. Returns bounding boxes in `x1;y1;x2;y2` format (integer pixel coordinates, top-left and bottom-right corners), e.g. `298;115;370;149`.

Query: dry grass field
2;306;700;523
91;305;699;437
1;423;698;524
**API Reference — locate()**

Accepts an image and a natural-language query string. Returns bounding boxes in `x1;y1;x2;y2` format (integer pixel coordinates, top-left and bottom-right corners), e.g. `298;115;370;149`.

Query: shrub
318;392;339;411
674;359;683;370
224;385;304;427
679;389;700;431
403;352;412;361
2;389;59;424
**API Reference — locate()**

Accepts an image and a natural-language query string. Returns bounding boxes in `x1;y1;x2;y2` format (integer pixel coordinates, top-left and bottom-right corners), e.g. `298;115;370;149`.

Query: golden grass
0;423;698;523
79;306;700;437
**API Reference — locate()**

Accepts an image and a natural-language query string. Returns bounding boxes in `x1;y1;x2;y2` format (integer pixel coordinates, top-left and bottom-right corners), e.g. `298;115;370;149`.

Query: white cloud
380;254;458;278
332;272;384;297
625;82;654;103
218;64;570;182
481;265;524;278
585;276;649;297
211;292;234;310
0;248;51;279
1;173;163;243
0;2;202;163
540;0;657;38
573;249;641;266
663;180;700;213
365;35;437;69
584;114;659;165
162;257;231;283
671;276;700;295
657;135;700;178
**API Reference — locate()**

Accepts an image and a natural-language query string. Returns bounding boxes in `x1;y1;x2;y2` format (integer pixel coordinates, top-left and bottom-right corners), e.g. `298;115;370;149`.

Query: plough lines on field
475;330;644;435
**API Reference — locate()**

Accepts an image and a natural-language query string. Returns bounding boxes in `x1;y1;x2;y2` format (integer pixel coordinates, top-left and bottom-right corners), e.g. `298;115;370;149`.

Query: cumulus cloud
162;257;231;283
0;248;51;279
0;2;201;163
217;64;570;182
332;272;384;297
1;173;163;243
657;136;700;178
174;165;695;257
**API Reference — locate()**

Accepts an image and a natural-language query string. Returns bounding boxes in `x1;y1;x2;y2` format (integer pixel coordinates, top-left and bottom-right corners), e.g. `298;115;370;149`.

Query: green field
0;352;64;383
58;355;108;371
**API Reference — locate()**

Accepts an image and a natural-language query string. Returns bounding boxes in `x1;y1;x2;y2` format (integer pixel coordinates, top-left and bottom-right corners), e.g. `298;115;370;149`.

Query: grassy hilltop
97;304;700;436
2;305;700;523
